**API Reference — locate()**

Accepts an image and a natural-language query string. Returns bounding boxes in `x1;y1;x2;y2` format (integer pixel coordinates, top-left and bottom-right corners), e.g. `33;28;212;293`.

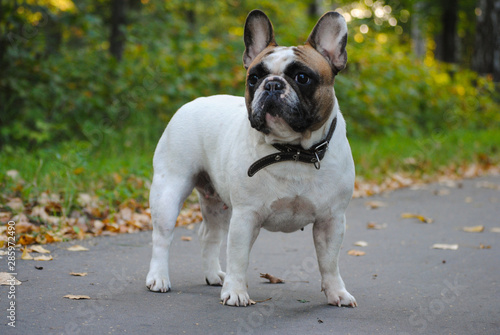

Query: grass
1;127;499;213
350;128;500;182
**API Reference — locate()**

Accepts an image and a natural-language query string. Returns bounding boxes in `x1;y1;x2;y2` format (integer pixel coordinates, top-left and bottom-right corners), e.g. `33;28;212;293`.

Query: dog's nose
264;80;284;92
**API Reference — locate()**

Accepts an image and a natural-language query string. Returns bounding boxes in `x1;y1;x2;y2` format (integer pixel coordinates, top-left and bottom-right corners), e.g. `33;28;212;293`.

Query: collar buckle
313;140;329;154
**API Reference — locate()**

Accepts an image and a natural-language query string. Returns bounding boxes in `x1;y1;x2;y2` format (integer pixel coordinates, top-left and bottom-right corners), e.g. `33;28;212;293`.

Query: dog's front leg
221;210;260;306
313;214;357;307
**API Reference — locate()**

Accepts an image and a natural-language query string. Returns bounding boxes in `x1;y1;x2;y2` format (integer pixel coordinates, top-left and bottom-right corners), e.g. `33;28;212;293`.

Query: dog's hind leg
196;175;230;286
146;173;194;292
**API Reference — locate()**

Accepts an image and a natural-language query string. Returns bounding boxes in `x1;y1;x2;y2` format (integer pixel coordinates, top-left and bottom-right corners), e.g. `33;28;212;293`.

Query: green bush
338;36;500;139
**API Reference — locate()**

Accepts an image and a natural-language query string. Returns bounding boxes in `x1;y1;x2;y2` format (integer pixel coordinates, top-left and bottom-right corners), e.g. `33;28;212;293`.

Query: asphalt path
1;175;499;335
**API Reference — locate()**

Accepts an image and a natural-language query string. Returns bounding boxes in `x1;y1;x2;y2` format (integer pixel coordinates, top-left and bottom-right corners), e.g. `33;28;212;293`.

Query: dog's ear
306;12;348;75
243;10;277;69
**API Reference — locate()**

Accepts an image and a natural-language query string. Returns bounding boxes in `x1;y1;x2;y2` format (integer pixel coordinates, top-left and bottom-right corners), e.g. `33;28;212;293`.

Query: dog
146;9;356;307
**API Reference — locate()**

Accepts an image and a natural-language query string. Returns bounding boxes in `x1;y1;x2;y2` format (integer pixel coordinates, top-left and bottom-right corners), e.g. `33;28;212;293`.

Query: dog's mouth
249;95;314;134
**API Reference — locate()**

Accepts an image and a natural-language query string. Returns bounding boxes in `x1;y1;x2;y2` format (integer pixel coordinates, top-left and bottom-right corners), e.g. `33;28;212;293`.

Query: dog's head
243;10;347;142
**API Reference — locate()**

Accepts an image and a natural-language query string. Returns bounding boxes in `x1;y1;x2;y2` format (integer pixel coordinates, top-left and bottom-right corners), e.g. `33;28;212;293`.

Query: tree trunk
0;0;7;69
435;0;458;63
472;0;500;82
411;2;426;58
109;0;127;61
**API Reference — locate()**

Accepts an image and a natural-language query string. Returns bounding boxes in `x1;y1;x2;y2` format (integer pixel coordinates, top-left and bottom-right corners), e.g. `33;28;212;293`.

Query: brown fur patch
245;46;277;72
293;45;335;131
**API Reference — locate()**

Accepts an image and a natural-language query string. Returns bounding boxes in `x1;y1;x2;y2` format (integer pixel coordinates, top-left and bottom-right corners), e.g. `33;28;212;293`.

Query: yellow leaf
73;167;85;175
347;249;366;256
34;255;53;261
67;245;89;251
0;272;22;285
180;236;192;241
113;173;123;184
367;222;387;230
31;245;51;254
463;225;484;233
69;272;88;277
401;212;433;223
364;201;387;209
354;241;368;247
21;248;34;260
18;234;36;245
64;294;90;300
432;243;458;250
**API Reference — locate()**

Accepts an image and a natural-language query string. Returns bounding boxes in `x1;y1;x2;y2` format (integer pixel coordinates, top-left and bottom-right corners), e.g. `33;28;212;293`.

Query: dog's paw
220;281;254;307
205;271;225;286
146;271;171;293
324;288;357;307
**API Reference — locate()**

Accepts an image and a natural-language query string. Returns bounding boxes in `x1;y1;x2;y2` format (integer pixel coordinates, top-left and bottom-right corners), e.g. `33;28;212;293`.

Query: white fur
146;93;357;307
263;47;295;75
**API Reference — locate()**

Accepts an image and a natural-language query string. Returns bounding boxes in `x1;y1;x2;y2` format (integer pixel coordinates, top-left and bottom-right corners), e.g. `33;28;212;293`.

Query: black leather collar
247;116;337;177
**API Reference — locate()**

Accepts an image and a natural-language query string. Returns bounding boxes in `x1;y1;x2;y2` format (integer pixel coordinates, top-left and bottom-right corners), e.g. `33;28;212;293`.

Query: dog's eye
295;73;310;85
248;75;259;87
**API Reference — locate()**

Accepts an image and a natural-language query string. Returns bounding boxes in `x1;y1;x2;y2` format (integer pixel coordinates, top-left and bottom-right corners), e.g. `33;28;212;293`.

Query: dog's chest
261;195;317;233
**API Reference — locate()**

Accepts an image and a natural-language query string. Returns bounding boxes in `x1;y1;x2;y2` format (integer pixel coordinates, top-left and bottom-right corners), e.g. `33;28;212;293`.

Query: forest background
1;0;499;243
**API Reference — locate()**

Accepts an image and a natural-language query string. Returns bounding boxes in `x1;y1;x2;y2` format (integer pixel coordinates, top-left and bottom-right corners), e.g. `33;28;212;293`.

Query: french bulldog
146;9;357;307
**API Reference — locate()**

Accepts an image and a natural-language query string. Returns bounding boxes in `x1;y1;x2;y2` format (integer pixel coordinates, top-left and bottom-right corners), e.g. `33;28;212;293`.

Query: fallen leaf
35;266;43;270
64;295;90;300
0;211;11;223
354;241;368;247
490;227;500;233
297;299;310;303
364;200;387;209
0;250;8;256
112;173;123;184
260;273;285;284
367;222;387;230
479;244;491;249
6;197;24;211
432;244;458;250
67;245;89;251
18;234;36;245
31;245;51;254
0;272;21;285
73;167;85;175
465;197;473;203
347;249;366;256
433;189;450;196
476;181;500;190
34;255;53;261
401;213;433;223
77;193;93;207
6;169;20;179
21;248;34;260
180;236;192;241
69;272;88;277
463;225;484;233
